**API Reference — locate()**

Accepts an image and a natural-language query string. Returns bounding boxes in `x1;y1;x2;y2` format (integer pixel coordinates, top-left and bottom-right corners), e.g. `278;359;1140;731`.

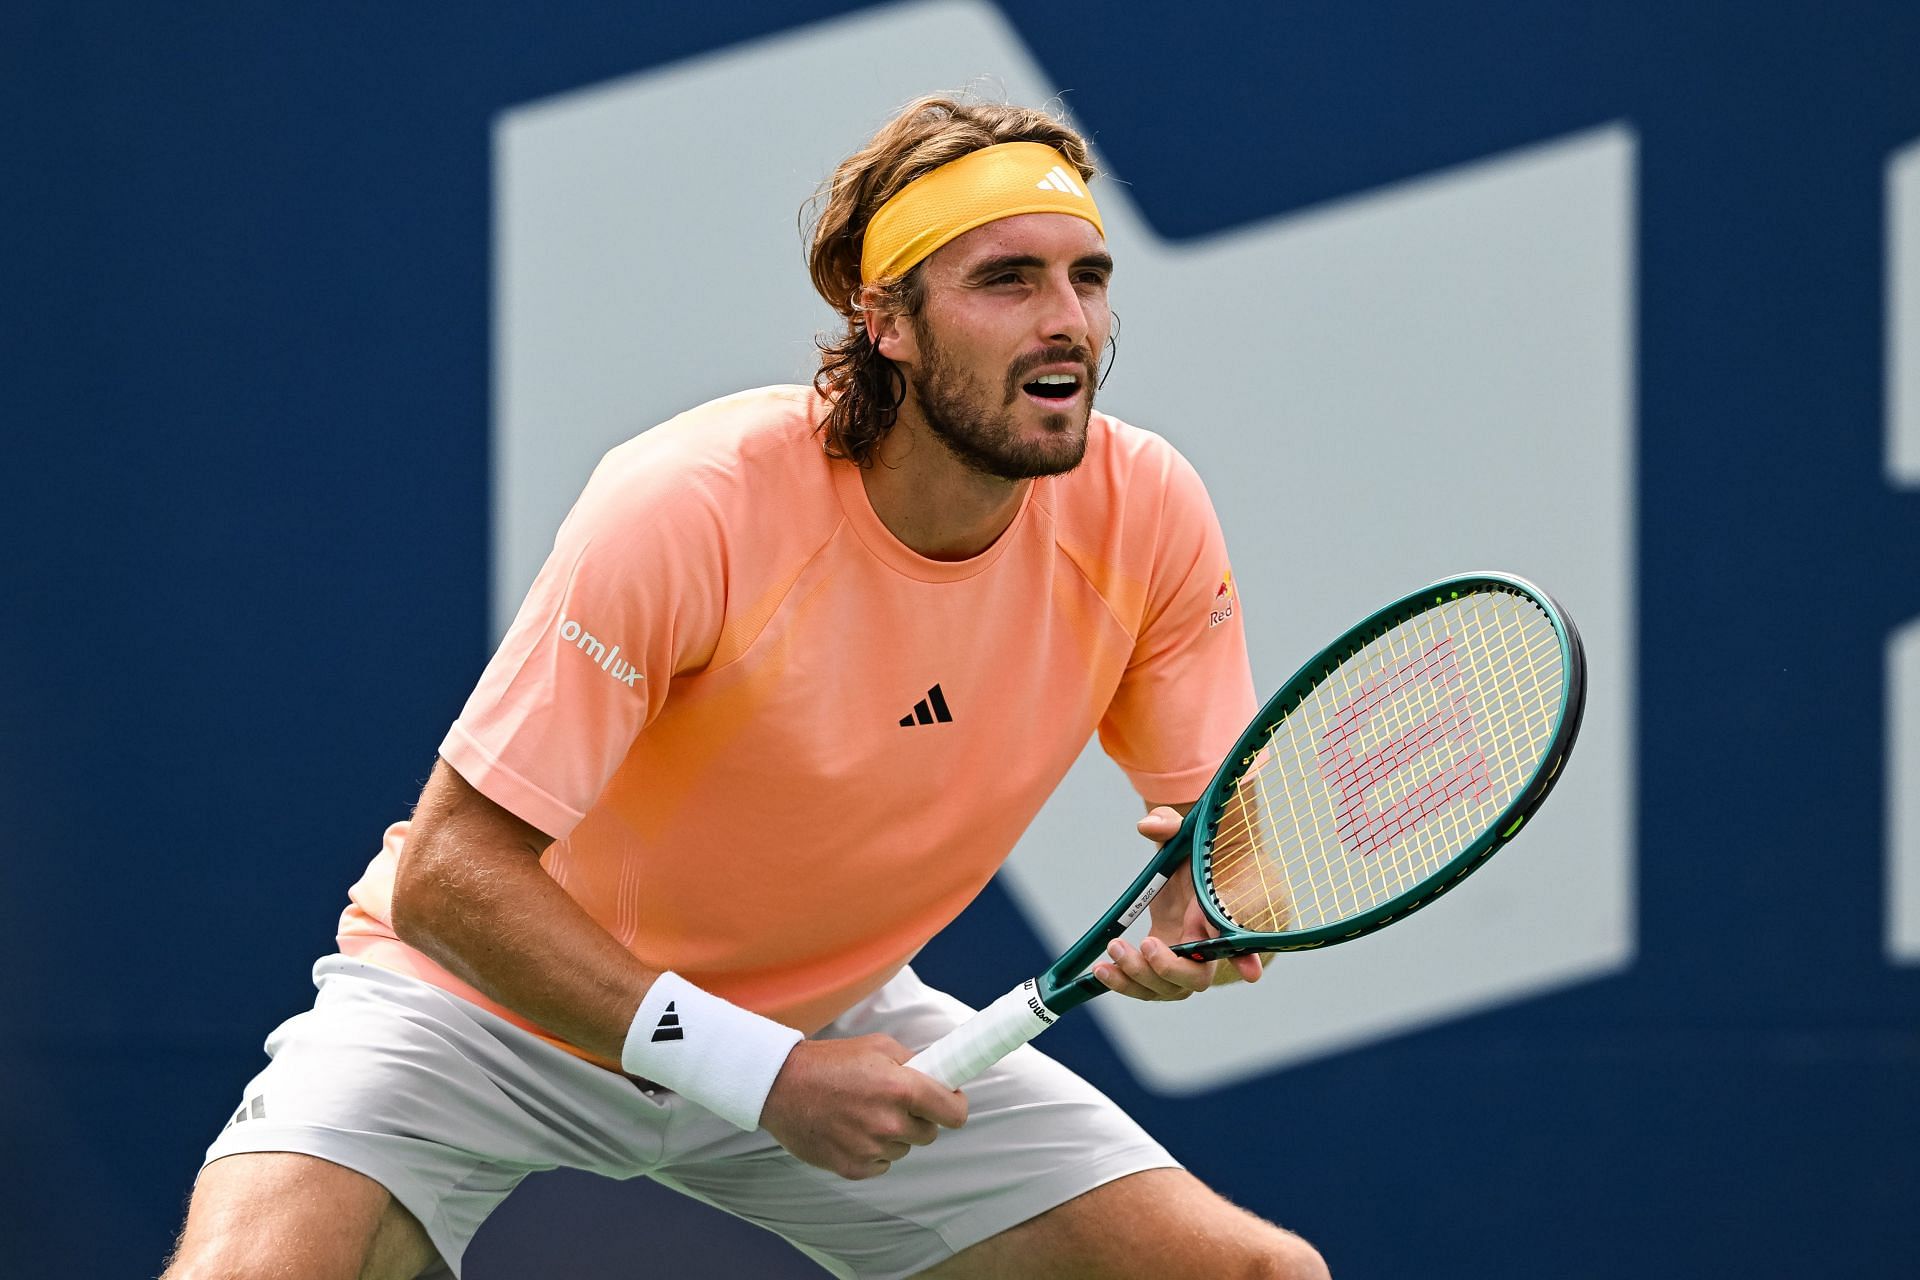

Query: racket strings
1216;610;1556;924
1208;594;1558;926
1202;590;1564;934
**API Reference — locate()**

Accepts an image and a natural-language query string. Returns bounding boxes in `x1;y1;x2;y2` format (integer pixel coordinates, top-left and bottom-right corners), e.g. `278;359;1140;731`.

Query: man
164;96;1331;1280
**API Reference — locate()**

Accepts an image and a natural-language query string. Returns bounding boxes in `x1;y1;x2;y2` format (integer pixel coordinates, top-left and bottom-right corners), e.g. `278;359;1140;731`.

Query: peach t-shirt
339;385;1254;1067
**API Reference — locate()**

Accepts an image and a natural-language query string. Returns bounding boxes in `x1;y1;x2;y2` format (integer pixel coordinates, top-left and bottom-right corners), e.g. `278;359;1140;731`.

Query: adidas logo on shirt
1035;165;1085;198
898;684;954;727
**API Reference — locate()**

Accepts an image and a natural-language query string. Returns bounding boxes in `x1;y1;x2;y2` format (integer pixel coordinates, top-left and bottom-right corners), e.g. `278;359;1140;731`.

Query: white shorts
202;956;1177;1279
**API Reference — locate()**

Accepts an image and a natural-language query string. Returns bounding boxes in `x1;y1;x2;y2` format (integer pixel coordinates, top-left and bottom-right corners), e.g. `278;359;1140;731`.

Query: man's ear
864;288;918;365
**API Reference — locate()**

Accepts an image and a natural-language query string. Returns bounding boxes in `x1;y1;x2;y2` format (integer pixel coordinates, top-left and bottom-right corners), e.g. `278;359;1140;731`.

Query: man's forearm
390;761;656;1064
397;845;656;1064
391;762;806;1134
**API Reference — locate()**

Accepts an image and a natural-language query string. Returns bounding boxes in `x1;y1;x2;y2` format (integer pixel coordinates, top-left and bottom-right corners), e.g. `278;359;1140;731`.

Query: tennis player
163;96;1330;1280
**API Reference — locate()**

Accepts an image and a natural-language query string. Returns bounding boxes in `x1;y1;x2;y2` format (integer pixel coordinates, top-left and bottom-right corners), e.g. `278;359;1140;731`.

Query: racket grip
906;979;1057;1089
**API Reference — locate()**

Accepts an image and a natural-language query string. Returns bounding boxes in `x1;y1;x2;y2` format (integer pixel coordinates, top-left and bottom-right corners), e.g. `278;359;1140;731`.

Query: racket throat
1115;872;1170;929
1039;871;1170;1011
1050;833;1195;995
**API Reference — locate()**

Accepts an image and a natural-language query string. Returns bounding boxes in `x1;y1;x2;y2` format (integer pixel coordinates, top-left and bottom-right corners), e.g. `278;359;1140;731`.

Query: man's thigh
164;1151;440;1280
183;956;671;1275
919;1167;1331;1280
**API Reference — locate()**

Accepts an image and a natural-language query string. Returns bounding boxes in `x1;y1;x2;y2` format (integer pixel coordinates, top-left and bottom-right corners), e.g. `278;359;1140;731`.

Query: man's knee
928;1167;1328;1280
162;1151;436;1280
1144;1171;1329;1280
1191;1214;1328;1280
161;1222;311;1280
161;1239;280;1280
1262;1227;1332;1280
1147;1174;1330;1280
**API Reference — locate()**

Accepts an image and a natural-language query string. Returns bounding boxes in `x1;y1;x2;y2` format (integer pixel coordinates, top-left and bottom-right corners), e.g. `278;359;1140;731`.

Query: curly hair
805;95;1097;467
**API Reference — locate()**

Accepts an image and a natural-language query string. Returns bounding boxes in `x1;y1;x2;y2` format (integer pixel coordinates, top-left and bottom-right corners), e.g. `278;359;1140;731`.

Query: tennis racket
906;571;1586;1089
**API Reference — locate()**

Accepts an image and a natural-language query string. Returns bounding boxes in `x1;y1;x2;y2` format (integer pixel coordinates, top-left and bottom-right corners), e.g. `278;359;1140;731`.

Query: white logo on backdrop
492;0;1637;1090
1886;138;1920;963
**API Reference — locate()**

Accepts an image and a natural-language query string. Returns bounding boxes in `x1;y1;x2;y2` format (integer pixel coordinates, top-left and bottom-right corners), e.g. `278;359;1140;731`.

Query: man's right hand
758;1034;969;1180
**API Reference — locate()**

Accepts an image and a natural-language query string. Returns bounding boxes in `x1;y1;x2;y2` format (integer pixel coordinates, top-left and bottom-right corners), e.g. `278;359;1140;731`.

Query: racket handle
906;979;1058;1089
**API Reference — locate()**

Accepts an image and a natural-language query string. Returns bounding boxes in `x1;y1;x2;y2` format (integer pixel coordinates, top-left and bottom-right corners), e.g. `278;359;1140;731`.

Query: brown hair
805;95;1097;467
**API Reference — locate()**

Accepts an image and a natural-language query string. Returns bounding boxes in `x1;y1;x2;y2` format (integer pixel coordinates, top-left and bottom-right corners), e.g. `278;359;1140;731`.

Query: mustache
1004;345;1099;398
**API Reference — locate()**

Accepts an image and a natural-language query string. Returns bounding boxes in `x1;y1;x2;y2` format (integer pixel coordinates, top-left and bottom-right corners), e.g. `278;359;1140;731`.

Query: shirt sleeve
1097;445;1256;806
439;447;727;838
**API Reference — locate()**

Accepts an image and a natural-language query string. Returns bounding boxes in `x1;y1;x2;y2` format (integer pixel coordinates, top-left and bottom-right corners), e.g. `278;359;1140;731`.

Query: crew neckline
830;456;1038;583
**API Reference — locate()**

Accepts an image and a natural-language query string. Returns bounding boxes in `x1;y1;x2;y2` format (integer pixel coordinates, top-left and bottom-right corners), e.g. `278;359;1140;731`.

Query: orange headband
859;141;1105;284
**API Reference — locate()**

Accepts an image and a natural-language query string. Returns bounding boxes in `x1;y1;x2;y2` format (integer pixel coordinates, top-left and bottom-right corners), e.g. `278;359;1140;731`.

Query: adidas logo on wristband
651;1001;684;1043
622;973;805;1132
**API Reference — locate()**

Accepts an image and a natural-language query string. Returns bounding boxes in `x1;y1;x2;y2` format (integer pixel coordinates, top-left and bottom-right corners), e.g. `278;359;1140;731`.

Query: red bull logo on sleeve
1208;569;1237;628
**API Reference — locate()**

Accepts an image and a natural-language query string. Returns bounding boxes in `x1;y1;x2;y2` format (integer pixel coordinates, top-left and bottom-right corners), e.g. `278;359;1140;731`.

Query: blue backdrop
6;3;1918;1276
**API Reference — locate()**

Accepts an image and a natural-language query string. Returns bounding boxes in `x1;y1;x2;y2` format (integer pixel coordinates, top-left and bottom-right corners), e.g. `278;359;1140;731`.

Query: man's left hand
1090;806;1266;1000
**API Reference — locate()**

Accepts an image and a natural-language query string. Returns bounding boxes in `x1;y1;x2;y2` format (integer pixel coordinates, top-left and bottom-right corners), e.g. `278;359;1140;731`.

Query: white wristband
620;972;803;1131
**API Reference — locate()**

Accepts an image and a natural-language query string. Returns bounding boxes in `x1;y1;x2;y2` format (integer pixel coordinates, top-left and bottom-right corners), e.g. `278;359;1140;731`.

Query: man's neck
859;410;1029;562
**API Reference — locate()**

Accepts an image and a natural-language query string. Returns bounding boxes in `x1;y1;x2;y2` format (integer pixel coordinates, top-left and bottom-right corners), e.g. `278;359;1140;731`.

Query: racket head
1180;572;1586;958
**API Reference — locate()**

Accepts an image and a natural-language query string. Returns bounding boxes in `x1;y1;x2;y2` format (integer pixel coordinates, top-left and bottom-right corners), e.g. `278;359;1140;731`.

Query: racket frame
1038;571;1585;1016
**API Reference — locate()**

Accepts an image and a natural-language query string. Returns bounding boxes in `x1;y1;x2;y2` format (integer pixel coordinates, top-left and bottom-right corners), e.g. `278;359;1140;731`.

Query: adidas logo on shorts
222;1095;266;1130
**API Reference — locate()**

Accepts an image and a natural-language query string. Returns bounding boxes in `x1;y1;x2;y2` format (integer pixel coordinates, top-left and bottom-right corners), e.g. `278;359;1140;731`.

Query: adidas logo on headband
1035;165;1085;198
860;142;1105;282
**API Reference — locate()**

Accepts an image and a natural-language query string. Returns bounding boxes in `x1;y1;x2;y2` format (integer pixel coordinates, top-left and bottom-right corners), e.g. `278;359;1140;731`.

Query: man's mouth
1021;371;1083;402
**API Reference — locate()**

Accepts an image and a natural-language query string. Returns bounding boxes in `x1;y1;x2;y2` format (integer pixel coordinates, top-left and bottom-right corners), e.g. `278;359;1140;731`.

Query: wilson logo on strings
1316;637;1491;858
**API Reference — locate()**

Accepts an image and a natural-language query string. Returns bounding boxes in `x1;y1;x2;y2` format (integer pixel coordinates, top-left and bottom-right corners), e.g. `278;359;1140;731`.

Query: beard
907;325;1096;481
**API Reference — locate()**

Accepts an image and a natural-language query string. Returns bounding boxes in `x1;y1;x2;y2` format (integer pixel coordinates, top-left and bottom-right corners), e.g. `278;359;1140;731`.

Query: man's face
883;213;1113;481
